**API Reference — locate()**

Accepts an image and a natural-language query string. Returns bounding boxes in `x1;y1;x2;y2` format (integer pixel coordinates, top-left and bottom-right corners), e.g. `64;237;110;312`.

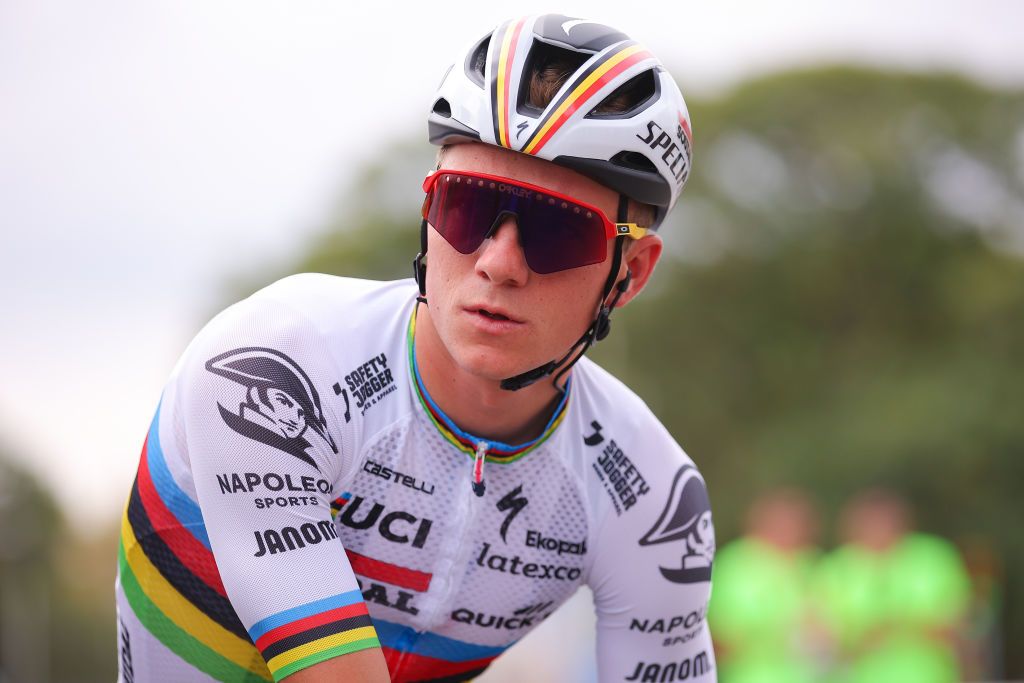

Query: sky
2;0;1023;536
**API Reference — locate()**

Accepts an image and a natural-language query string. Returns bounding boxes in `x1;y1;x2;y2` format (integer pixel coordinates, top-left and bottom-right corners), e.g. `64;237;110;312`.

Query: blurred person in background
810;489;971;683
114;13;717;683
709;488;822;683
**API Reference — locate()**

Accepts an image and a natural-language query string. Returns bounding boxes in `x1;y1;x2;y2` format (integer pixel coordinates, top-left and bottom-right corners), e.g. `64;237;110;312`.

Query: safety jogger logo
639;464;714;584
206;347;337;470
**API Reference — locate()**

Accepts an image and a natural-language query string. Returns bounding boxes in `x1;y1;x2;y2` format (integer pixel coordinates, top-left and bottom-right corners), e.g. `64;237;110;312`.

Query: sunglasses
421;170;647;274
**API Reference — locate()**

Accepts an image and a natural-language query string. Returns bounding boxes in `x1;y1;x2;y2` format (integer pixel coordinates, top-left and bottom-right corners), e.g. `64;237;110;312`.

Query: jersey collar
407;305;570;464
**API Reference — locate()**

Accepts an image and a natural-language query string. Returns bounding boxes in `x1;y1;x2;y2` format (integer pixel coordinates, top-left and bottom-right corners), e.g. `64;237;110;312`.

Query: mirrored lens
426;175;501;254
517;194;608;274
425;172;610;273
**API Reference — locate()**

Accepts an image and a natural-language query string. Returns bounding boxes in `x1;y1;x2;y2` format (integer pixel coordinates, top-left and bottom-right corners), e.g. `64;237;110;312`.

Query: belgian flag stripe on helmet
523;42;651;156
491;17;527;149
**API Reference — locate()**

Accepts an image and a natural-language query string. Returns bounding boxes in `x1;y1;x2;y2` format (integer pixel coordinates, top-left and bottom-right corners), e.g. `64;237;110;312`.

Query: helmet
427;14;693;229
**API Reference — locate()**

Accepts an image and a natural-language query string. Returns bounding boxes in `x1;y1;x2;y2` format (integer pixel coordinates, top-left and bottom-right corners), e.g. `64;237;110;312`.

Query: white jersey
116;275;716;683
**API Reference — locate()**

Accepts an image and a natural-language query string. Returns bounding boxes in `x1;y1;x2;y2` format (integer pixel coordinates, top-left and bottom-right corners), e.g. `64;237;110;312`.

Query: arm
588;457;717;682
282;649;389;682
175;296;388;682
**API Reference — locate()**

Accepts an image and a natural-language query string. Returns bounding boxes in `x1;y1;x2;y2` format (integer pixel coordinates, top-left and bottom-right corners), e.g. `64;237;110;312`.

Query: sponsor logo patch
625;651;713;681
334;494;433;549
356;578;422;615
363;458;435;496
452;600;555;631
496;485;528;543
639;465;714;584
630;602;709;647
525;529;586;556
587;429;650;515
583;420;605;446
344;352;396;414
253;521;338;557
206;347;337;470
216;470;332;509
636;119;691;188
475;543;582;582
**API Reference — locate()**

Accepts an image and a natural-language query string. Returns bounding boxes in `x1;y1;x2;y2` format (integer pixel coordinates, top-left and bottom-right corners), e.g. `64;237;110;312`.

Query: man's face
264;388;305;438
423;142;623;383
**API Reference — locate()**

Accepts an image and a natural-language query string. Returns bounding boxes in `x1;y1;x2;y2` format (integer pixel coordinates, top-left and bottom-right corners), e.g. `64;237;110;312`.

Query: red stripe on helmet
528;49;651;156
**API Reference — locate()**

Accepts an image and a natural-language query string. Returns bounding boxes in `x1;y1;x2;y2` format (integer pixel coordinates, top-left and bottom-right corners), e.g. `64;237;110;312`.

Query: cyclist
116;14;715;682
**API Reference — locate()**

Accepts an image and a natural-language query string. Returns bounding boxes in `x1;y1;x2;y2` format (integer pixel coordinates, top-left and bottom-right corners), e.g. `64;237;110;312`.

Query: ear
614;234;662;307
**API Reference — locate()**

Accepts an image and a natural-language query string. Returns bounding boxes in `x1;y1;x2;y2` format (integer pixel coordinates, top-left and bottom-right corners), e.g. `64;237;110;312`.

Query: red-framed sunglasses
421;169;648;274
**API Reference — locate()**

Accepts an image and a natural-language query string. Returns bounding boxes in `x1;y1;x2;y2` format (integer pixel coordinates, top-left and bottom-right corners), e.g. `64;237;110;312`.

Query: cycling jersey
116;274;716;682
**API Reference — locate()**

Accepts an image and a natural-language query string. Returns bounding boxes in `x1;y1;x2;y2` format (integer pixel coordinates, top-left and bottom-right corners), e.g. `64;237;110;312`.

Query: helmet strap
413;218;429;304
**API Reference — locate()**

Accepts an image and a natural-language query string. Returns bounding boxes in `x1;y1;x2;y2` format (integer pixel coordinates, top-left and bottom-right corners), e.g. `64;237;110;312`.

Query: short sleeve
170;295;379;681
588;451;717;682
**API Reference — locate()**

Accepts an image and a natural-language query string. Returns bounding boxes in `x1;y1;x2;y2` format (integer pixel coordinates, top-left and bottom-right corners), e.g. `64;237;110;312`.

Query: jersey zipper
392;443;490;677
471;440;488;497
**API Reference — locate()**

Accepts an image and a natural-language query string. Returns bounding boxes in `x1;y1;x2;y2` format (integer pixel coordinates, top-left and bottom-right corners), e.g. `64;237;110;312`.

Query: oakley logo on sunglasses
496;183;533;198
448;176;534;199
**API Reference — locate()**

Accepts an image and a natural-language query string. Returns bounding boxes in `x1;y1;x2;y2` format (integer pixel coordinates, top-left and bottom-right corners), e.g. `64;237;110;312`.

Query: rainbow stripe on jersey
406;307;569;464
376;617;510;682
118;403;379;682
249;591;377;680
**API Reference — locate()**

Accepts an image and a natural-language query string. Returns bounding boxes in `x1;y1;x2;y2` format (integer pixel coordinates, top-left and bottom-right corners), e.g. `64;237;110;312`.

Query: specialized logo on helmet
206;347;337;470
637;118;691;189
639;465;714;584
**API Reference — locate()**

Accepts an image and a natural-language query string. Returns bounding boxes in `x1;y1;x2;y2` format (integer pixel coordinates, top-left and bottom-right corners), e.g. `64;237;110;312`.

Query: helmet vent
465;35;490;88
517;41;590;115
588;70;658;119
610;150;658;174
432;98;452;118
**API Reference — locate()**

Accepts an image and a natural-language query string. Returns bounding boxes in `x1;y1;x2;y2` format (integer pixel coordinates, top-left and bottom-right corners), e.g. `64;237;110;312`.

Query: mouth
466;305;523;325
479;309;510;321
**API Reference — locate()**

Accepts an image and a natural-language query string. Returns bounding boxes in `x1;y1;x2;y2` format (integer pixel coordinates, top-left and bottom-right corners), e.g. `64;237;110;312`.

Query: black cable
413;218;428;303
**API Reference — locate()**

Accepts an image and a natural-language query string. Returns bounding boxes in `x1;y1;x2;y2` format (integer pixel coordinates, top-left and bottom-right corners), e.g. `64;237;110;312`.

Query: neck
413;303;565;445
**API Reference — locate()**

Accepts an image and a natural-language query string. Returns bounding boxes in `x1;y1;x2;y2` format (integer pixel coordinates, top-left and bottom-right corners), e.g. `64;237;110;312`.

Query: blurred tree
0;447;116;682
234;68;1024;676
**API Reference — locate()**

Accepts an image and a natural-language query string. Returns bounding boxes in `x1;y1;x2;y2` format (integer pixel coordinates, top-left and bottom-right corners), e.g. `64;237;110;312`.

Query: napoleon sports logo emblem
206;347;337;470
639;465;714;584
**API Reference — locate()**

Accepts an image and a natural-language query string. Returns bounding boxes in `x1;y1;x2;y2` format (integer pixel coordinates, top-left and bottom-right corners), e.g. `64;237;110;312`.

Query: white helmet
427;14;693;229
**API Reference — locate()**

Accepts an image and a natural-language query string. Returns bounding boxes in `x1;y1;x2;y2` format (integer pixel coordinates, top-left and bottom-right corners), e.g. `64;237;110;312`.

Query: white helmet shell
428;14;693;229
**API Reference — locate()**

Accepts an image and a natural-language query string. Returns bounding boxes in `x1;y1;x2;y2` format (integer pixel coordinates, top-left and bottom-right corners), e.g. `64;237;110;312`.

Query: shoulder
179;275;417;363
161;277;417;484
169;275;417;428
575;364;716;675
572;357;700;503
572;359;714;586
246;274;417;329
253;273;416;307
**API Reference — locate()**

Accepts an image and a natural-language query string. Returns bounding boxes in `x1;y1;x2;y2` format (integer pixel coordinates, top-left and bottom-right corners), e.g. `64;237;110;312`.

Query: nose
475;214;530;286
